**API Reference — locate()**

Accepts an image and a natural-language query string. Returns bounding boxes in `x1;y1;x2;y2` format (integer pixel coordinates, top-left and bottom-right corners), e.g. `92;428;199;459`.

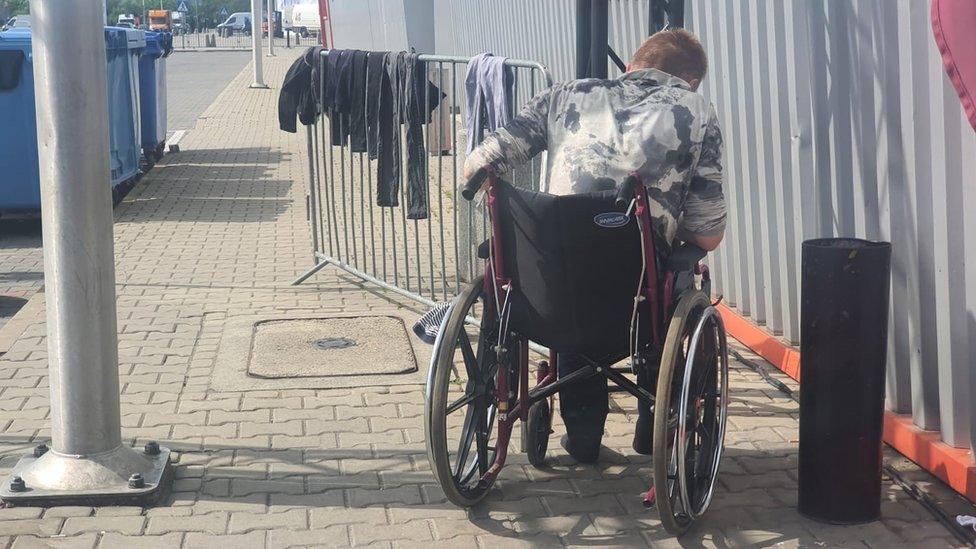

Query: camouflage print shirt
465;68;726;248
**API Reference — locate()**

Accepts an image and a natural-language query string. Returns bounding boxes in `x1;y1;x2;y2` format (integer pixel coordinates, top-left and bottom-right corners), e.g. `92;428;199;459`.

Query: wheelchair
424;169;729;535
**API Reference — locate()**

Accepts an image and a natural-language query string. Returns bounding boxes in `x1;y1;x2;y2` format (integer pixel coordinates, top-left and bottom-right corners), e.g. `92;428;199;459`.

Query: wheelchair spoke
475;405;490;475
453;405;477;481
458;331;480;381
446;393;476;415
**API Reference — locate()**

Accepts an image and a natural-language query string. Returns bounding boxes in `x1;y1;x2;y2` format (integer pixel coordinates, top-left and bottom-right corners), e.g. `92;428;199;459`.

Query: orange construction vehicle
148;10;172;32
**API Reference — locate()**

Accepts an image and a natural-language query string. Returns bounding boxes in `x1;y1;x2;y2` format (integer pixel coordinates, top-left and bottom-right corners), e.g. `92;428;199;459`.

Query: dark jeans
557;353;608;454
558;353;657;455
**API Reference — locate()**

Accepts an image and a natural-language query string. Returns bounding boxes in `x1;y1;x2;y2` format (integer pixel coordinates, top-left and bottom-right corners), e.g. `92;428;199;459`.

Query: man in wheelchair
463;28;727;464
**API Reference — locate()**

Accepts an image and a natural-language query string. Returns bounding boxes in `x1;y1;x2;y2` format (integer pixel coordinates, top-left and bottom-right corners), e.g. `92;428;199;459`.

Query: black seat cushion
493;180;666;357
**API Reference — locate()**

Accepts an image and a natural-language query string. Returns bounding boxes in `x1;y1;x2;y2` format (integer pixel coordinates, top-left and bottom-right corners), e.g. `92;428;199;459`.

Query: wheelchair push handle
615;174;642;212
462;167;491;201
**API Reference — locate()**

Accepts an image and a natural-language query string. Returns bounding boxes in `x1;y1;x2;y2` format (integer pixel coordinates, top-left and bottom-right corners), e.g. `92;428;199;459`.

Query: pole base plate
0;445;173;507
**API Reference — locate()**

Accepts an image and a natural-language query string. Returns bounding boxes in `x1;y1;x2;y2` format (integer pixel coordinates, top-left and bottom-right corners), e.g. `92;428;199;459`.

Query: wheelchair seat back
494;180;659;357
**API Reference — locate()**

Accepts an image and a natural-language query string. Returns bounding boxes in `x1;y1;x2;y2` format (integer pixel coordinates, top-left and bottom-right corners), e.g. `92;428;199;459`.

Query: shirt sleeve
680;107;727;237
464;87;552;177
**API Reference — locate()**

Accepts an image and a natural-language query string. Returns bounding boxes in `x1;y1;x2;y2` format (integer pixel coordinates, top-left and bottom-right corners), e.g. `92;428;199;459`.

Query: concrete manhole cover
247;316;417;378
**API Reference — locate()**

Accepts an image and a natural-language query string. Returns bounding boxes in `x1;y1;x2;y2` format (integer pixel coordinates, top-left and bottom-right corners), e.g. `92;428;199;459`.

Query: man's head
628;29;707;91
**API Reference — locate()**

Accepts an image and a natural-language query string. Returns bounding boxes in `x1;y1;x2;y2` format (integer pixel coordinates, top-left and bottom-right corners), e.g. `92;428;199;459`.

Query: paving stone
146;512;228;535
349;520;433;545
60;516;146;536
184;531;266;549
227;509;307;533
0;519;64;536
268;525;349;549
97;532;184;548
11;533;98;548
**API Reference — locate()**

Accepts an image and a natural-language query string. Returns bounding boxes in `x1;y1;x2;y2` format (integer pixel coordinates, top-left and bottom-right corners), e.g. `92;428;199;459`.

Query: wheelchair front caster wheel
525;399;552;467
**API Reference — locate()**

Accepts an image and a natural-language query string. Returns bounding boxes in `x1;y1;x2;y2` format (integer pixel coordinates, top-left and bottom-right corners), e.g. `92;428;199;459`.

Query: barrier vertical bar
306;125;320;259
1;0;171;504
425;61;435;299
437;62;448;301
451;62;461;294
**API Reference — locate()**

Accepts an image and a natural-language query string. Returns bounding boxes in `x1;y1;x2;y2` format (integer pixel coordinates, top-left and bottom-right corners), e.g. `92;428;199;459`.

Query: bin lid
104;26;145;51
104;27;128;50
0;28;32;48
124;28;146;50
143;31;172;58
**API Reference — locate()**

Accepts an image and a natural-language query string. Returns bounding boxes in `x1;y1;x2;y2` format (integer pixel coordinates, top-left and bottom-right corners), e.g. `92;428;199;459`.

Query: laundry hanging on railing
280;47;444;219
278;46;323;133
465;52;516;154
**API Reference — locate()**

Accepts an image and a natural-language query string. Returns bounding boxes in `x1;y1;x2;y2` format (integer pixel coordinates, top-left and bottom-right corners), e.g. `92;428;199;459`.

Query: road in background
0;50;252;334
165;50;251;134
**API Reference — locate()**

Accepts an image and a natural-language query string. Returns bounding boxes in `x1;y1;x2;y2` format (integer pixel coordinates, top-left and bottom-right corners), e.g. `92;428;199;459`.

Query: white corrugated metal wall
330;0;976;457
689;0;976;455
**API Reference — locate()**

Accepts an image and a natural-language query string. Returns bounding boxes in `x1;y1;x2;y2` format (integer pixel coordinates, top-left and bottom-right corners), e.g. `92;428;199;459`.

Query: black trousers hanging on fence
402;53;430;220
335;49;369;153
375;51;405;209
373;52;442;219
366;51;389;161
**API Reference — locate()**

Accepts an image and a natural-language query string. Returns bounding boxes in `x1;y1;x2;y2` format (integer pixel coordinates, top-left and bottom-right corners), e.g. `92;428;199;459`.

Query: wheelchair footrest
643;486;657;508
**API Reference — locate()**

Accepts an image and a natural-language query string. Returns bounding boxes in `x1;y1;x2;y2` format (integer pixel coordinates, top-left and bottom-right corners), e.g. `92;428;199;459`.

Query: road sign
219;7;228;18
177;1;188;13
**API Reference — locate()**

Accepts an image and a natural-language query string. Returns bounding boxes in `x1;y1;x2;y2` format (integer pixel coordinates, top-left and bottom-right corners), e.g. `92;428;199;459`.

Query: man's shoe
632;413;653;455
560;434;601;464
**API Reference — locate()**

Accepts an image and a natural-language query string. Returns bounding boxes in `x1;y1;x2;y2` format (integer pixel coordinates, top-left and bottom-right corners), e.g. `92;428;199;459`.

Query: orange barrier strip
717;304;801;380
718;303;976;503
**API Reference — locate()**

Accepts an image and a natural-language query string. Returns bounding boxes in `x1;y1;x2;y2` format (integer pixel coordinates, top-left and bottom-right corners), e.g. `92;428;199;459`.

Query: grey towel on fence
465;52;515;154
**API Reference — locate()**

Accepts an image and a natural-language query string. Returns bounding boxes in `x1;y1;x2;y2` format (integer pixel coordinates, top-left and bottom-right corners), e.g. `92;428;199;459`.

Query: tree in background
107;0;250;29
0;0;29;22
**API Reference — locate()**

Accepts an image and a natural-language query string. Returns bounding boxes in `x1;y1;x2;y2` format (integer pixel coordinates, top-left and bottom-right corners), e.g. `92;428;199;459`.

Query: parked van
217;12;252;36
290;4;319;38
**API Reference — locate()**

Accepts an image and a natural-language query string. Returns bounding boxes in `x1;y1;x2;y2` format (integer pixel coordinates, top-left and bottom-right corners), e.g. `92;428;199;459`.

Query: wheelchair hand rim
675;306;729;520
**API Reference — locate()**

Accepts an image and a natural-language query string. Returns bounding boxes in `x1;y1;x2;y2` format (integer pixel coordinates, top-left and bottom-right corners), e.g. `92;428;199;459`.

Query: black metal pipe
798;238;891;524
589;0;609;79
602;366;655;407
575;0;591;78
649;0;685;33
527;365;596;402
608;46;627;73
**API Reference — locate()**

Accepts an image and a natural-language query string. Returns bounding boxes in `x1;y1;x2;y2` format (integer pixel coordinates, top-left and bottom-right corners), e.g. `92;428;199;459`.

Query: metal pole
250;0;267;88
575;0;591;78
266;0;275;56
1;0;170;505
589;0;609;79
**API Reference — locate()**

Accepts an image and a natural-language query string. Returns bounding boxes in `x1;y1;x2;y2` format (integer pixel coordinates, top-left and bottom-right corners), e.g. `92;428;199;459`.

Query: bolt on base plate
0;444;172;507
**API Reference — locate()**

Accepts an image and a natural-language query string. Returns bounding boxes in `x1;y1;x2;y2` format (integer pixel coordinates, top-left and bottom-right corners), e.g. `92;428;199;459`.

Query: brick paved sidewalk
0;50;970;548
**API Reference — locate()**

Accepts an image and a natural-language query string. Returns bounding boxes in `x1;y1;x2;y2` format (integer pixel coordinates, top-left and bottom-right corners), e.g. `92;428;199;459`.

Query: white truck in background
290;3;319;38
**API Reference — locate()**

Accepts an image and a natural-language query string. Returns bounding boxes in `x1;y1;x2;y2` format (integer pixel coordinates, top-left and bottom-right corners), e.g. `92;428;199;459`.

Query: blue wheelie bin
139;31;172;164
0;27;147;214
105;26;145;196
0;29;40;214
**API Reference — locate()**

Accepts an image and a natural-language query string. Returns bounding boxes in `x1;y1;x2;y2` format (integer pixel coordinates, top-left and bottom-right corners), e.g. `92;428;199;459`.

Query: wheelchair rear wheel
425;275;500;507
652;290;730;535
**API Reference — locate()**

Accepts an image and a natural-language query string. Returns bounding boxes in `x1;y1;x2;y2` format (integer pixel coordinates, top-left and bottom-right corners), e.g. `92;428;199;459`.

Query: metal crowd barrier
173;30;300;50
293;51;553;313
